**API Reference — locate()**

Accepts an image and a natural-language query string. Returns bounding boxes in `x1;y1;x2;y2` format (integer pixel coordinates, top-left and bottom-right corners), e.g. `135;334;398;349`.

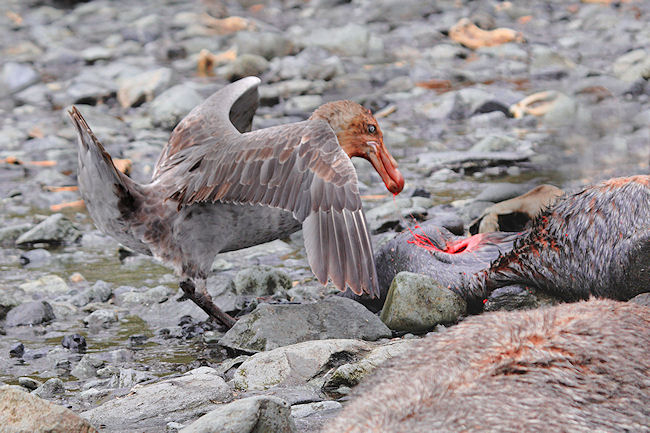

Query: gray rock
300;24;369;57
0;290;21;320
541;92;578;127
415;151;532;176
232;339;371;391
2;62;39;94
219;297;391;353
116;285;173;306
15;214;81;246
117;67;173;108
5;301;56;327
220;54;269;82
81;46;113;64
380;272;467;333
0;223;32;245
150;84;203;130
83;309;118;328
179;396;296;433
284;94;323;113
469;134;519;152
108;368;155;389
81;367;232;432
18;274;70;299
234;31;295;60
32;378;65;398
613;49;650;82
291;400;342;433
18;377;43;391
228;265;292;296
0;386;98;433
322;339;419;396
71;354;104;380
88;280;113;303
20;248;52;267
474;183;531;203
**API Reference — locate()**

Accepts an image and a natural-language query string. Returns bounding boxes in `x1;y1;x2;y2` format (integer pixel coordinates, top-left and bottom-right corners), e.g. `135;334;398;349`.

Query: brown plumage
69;76;404;328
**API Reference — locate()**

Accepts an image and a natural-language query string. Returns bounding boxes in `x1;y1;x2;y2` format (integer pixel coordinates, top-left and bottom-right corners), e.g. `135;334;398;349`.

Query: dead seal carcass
323;299;650;433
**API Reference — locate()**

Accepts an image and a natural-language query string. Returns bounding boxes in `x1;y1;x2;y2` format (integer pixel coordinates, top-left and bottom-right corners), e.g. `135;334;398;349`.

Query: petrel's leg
179;278;237;329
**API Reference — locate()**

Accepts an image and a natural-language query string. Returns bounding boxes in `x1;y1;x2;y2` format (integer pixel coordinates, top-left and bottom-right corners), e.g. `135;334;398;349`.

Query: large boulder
0;386;98;433
219;296;391;353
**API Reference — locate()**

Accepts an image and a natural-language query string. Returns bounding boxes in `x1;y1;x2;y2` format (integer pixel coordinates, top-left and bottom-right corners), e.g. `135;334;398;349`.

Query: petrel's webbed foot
179;279;237;329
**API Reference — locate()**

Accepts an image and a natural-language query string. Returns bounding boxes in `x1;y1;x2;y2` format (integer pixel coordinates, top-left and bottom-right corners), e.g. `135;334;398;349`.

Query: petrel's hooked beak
364;140;404;194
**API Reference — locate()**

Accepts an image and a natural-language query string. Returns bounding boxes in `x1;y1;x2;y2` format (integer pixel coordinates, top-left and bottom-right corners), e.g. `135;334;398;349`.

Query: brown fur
323;299;650;433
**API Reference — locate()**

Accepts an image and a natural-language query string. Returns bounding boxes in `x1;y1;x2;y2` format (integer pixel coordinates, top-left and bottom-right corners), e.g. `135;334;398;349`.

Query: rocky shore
1;0;648;432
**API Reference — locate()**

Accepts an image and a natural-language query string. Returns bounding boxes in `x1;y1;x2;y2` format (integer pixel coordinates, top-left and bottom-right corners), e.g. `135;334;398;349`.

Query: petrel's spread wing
154;77;379;297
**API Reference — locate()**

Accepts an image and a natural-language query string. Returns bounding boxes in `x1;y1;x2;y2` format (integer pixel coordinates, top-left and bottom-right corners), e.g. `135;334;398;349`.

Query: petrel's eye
368;124;376;134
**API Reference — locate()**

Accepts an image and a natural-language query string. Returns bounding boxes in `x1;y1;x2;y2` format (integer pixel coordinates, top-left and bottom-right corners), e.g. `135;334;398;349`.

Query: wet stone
83;309;118;328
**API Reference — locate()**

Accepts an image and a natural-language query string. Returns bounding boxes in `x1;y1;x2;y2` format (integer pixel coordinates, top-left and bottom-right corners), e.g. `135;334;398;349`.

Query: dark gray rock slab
219;296;391;353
